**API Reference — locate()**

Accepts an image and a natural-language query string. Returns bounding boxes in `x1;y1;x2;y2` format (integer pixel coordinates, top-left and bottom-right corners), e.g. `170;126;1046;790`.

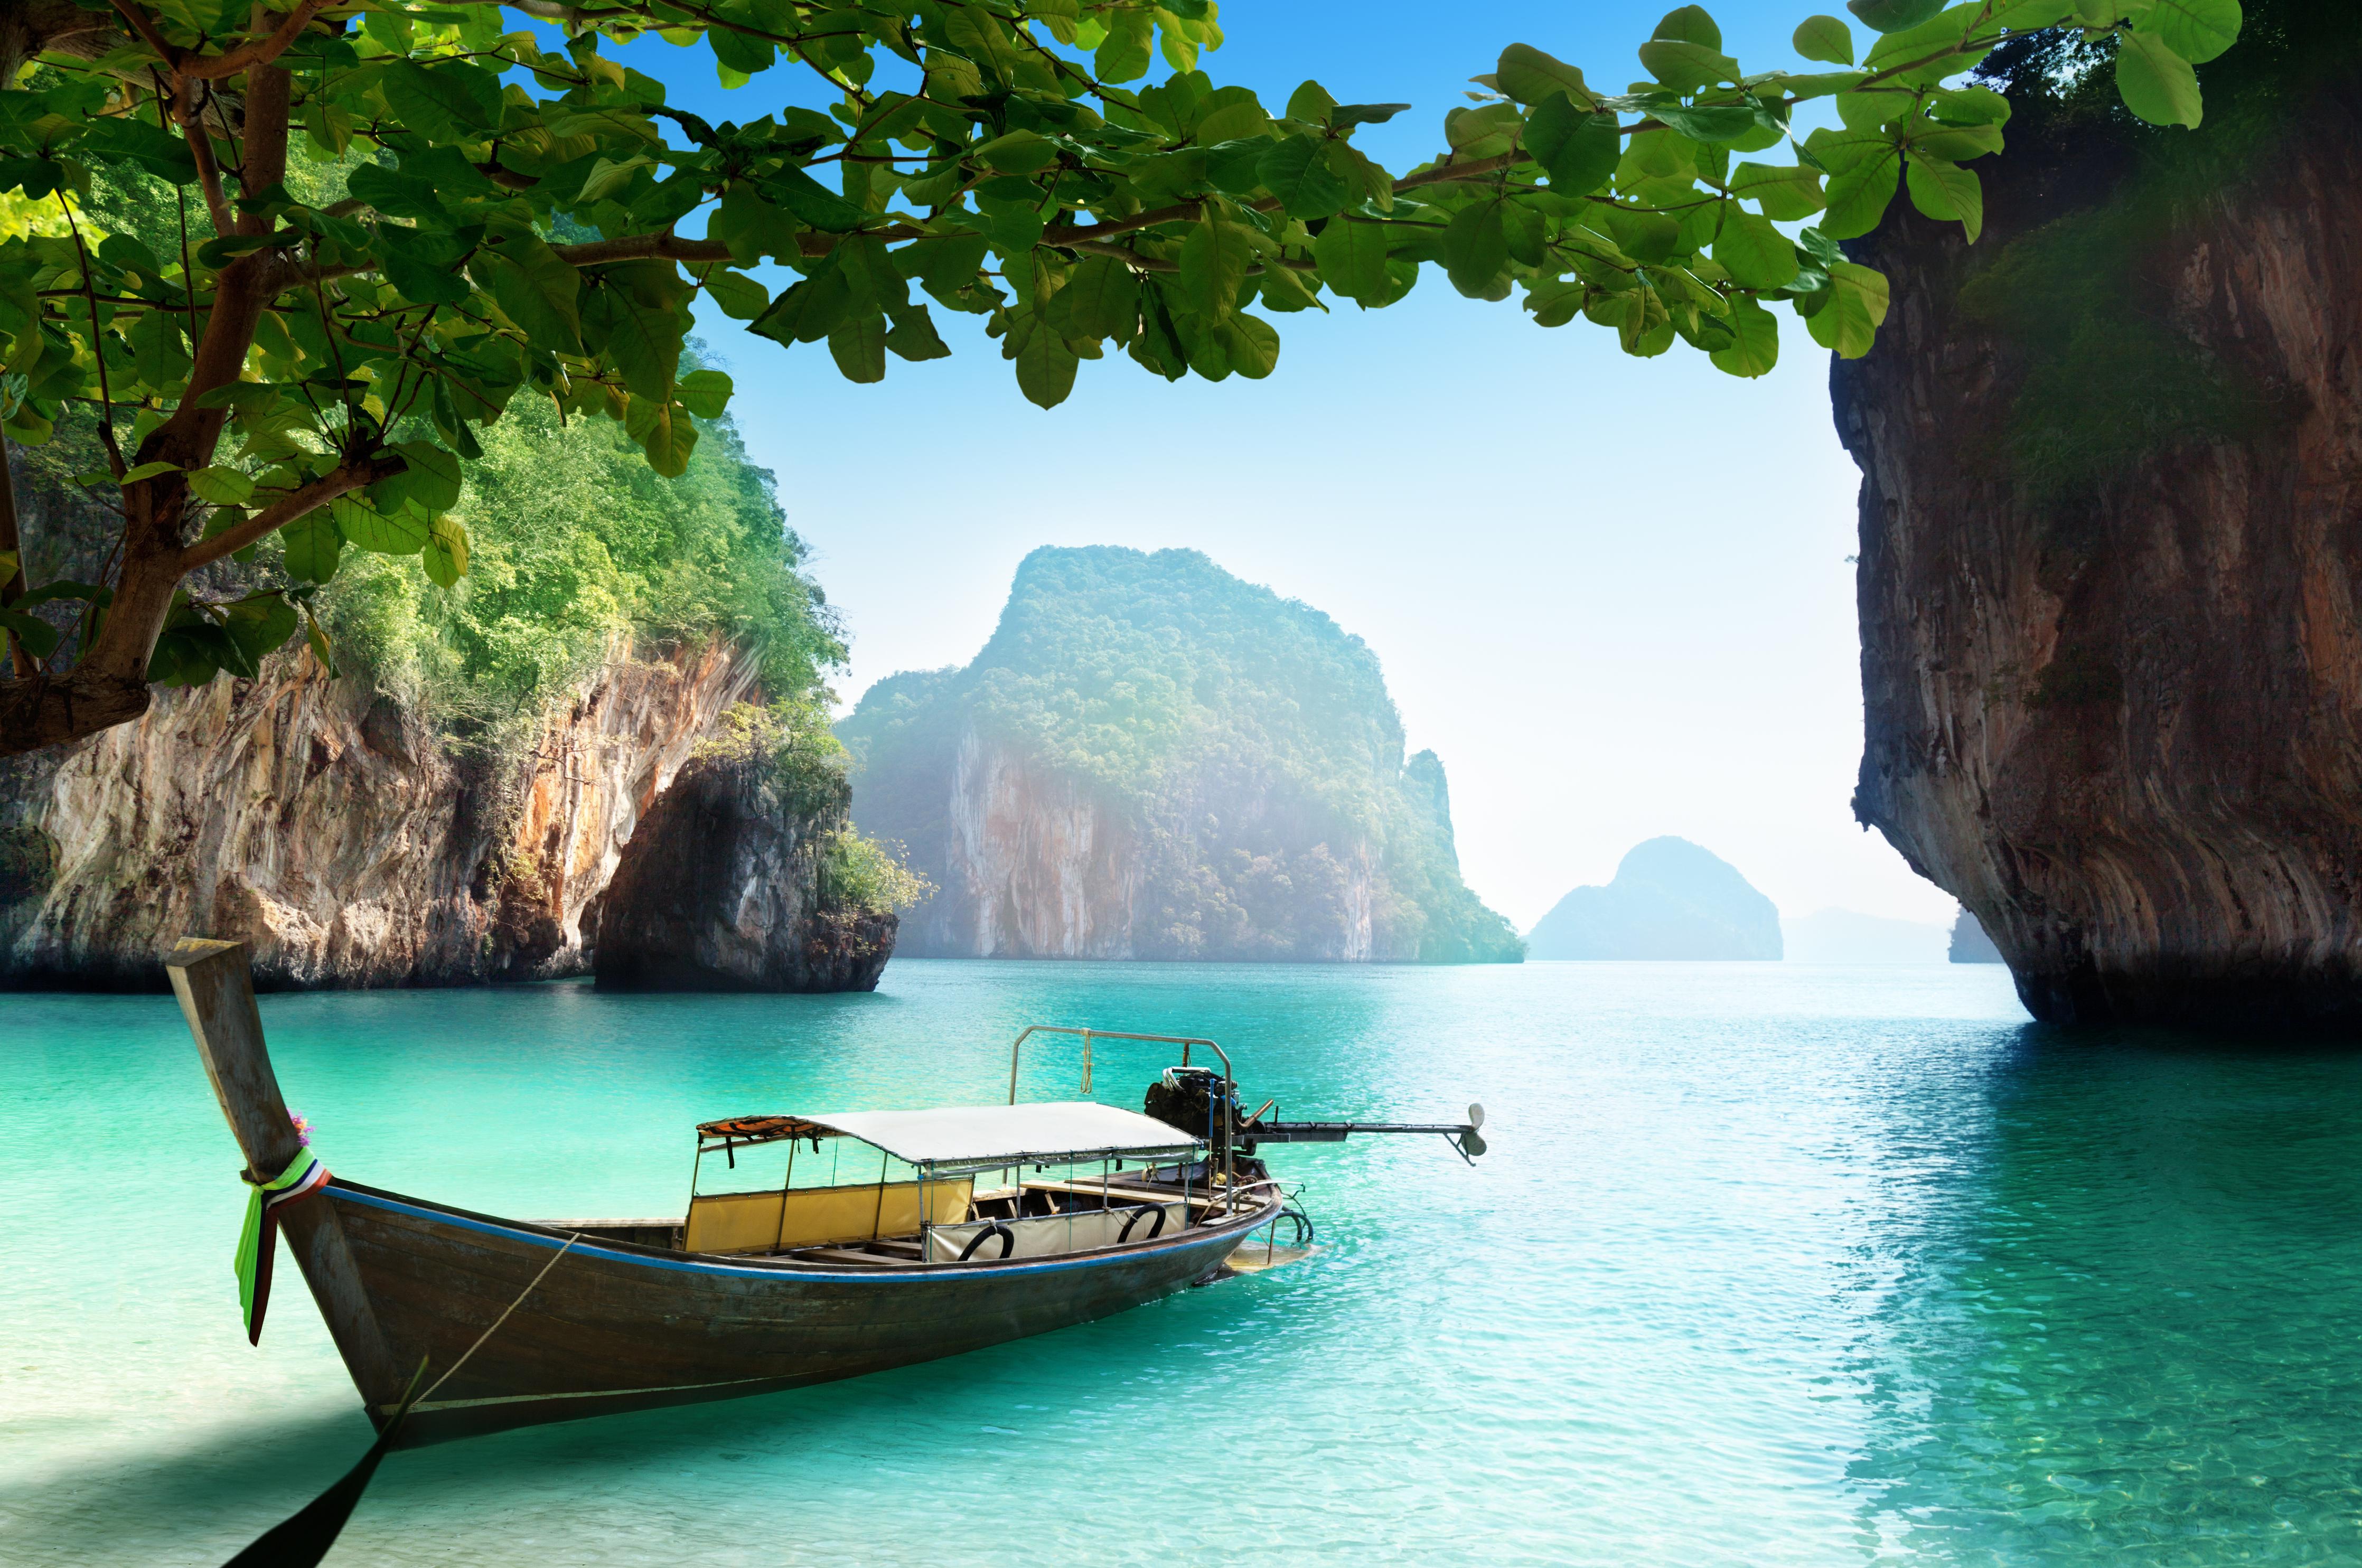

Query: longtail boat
168;937;1484;1446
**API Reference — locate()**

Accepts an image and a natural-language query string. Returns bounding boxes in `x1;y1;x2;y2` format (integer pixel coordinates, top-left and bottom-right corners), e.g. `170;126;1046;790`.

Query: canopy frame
1004;1026;1235;1201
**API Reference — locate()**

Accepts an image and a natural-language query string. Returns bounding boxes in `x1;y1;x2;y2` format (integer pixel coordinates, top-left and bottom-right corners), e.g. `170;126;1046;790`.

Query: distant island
1526;839;1780;960
838;547;1522;963
1949;910;2005;963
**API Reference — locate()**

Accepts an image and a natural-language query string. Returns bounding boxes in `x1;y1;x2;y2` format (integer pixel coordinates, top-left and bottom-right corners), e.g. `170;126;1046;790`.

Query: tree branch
106;0;179;70
550;231;738;267
175;81;233;234
177;462;383;572
181;0;325;81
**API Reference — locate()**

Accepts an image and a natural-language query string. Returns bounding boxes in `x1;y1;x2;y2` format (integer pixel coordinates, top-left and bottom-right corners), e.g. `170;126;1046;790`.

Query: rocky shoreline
0;640;891;992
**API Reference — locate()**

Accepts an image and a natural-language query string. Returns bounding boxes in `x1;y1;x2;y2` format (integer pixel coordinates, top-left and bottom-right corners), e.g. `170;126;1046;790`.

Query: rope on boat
417;1231;583;1406
217;1232;583;1568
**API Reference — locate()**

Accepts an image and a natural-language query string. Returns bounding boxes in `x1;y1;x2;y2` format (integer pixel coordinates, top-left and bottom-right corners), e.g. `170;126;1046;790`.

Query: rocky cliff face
593;740;895;993
1837;61;2362;1026
936;723;1145;959
0;641;757;989
839;547;1522;964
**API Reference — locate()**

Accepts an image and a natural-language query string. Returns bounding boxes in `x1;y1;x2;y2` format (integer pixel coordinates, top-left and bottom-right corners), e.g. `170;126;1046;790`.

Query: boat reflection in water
168;938;1483;1446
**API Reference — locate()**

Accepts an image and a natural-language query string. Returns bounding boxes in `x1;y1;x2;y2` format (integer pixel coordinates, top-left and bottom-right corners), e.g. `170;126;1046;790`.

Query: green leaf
2140;0;2242;64
1313;217;1391;306
0;608;59;662
677;368;733;418
220;594;301;672
302;606;337;676
130;309;191;389
1714;211;1800;289
399;442;467;514
1219;313;1280;379
1731;161;1826;220
281;510;342;583
1654;5;1724;46
749;258;853;346
1845;0;1945;32
374;225;474;306
1444;198;1511;298
1648;102;1764;142
1286;80;1339;123
1010;311;1079;408
75;118;198;184
1495;43;1589;106
382;61;504;141
481;236;582;351
973;130;1059;175
625;396;699;475
700;268;772;321
1821;142;1904;239
1793;15;1856;64
583;262;689;399
1258;135;1349;219
828;313;888;383
1804;258;1889;356
1604;204;1681;263
1905;156;1984;241
1093;10;1155;82
187;466;254;506
767;167;868;233
1709;297;1781;376
423;515;469;588
332;495;428;555
2115;28;2205;127
884;301;952;361
1526;95;1622;196
1179;215;1252;318
1052;255;1141;340
1637;38;1741;91
117;461;177;485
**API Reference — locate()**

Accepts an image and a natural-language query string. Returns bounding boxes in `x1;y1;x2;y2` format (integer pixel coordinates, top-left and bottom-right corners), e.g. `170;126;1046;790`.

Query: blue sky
610;1;1958;932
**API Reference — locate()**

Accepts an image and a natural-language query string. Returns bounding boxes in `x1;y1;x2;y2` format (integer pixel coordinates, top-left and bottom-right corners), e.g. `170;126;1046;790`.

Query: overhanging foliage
0;0;2241;754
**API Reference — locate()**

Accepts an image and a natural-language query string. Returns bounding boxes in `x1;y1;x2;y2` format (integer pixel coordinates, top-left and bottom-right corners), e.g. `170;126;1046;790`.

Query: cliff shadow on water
1838;4;2362;1029
1845;1020;2362;1557
834;546;1524;966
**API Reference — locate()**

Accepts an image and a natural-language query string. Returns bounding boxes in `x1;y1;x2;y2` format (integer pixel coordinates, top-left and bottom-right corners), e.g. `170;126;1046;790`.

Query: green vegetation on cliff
839;546;1521;964
323;388;841;740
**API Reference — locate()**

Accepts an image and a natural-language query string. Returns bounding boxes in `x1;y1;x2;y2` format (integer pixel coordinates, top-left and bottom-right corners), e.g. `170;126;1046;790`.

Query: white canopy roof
799;1101;1203;1173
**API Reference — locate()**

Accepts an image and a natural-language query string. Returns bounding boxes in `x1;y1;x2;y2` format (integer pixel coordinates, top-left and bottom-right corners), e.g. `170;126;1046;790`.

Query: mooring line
417;1232;582;1407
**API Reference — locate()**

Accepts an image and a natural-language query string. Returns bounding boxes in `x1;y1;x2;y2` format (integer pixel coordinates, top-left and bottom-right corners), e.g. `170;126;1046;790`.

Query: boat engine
1142;1064;1487;1166
1142;1066;1267;1178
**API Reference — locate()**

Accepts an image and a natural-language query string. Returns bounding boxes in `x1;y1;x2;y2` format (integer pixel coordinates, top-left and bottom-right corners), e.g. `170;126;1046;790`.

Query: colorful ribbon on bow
236;1142;330;1345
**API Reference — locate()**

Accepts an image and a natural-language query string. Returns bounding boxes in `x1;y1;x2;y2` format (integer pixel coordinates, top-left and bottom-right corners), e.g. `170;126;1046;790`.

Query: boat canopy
697;1100;1204;1176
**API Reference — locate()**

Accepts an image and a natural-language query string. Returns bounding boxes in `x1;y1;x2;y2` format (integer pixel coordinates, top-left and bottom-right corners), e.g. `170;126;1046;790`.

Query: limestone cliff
0;640;757;988
593;722;896;992
838;547;1522;963
1838;31;2362;1026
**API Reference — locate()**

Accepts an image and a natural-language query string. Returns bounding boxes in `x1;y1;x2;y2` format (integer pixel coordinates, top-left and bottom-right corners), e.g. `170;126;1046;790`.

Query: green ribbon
236;1144;322;1335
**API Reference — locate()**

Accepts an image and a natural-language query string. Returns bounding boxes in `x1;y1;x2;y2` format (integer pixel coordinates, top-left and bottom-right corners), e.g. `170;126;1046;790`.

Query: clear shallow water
2;960;2359;1565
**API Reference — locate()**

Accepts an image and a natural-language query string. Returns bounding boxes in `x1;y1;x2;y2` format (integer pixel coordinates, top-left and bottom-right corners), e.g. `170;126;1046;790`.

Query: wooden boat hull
327;1179;1280;1445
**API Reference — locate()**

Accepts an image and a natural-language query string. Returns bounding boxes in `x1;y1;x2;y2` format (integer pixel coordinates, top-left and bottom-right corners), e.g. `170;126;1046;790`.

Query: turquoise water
3;960;2359;1565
